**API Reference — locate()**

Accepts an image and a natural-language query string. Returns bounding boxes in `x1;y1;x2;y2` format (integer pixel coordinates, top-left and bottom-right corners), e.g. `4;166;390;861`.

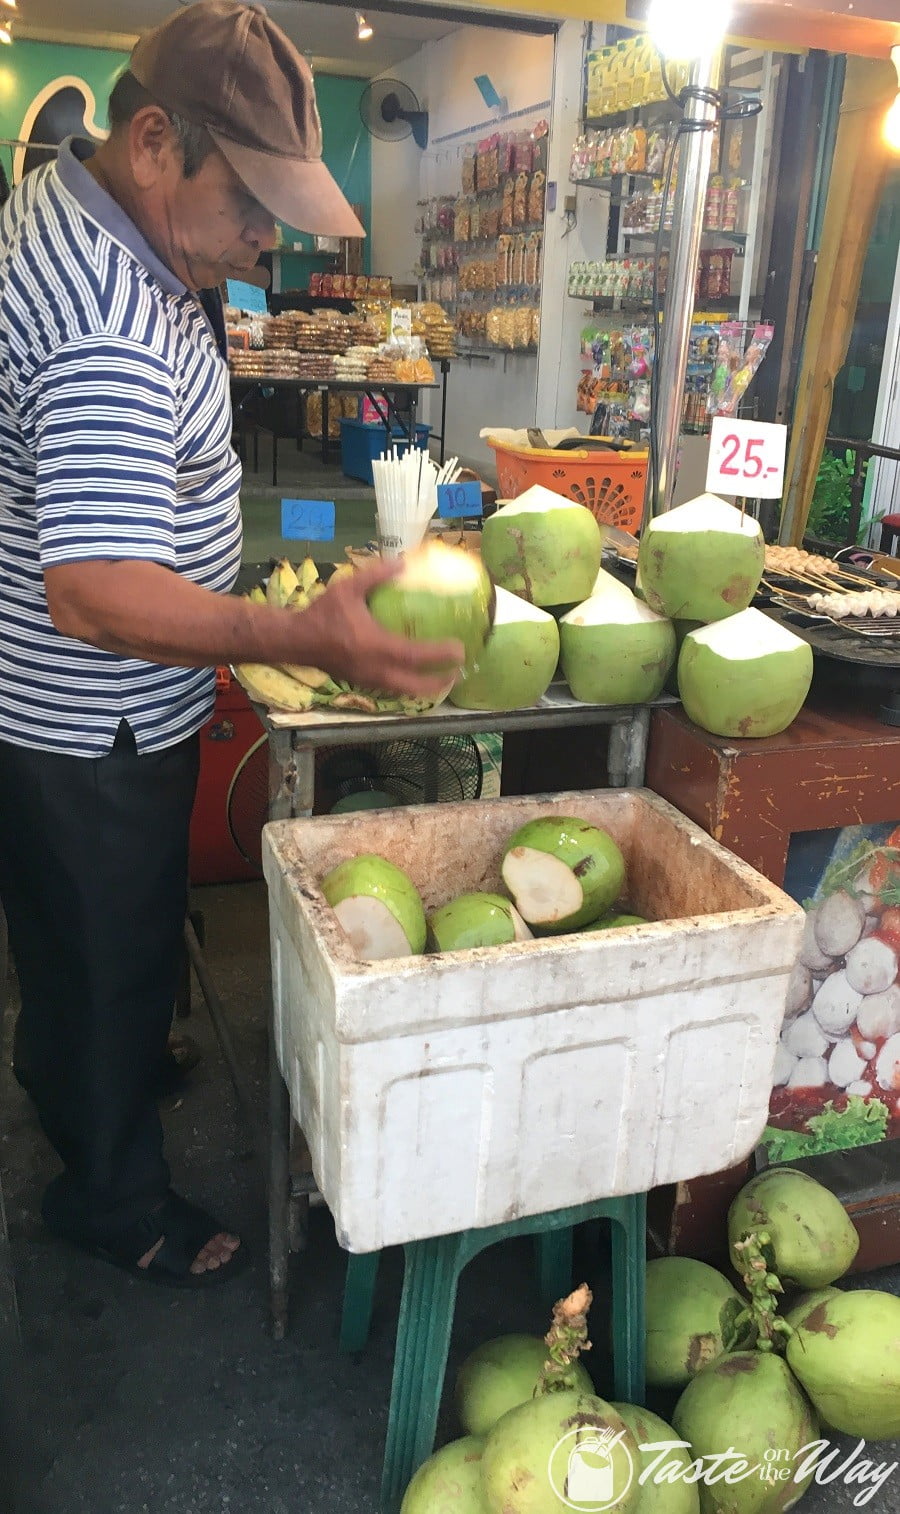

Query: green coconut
645;1257;747;1389
559;585;676;705
610;1403;700;1514
638;494;764;623
481;486;603;608
368;538;495;668
501;816;626;934
429;894;533;953
678;610;813;739
727;1168;859;1289
481;1390;640;1514
673;1352;819;1514
456;1335;593;1438
582;912;648;932
449;587;559;711
785;1289;900;1439
320;853;427;960
400;1436;489;1513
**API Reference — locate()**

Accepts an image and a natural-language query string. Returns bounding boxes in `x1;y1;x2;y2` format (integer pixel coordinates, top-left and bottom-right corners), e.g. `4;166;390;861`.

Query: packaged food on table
305;391;323;437
527;170;546;225
454;198;471;242
501;177;515;231
511;235;526;286
513;306;532;349
495;234;512;288
513;172;530;226
485;307;502;346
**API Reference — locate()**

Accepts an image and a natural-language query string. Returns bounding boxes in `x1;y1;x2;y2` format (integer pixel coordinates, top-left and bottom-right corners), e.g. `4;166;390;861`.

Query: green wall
0;40;371;269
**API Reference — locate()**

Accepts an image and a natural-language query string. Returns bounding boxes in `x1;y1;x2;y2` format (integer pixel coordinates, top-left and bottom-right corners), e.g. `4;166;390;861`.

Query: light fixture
886;47;900;153
356;12;372;41
0;19;11;42
646;0;732;61
0;0;16;11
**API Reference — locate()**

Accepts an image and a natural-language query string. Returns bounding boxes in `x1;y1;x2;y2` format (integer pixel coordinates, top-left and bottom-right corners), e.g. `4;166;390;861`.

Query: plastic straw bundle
372;446;462;557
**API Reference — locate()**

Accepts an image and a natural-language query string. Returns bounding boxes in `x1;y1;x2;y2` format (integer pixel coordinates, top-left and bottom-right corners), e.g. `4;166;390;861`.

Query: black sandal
49;1190;246;1290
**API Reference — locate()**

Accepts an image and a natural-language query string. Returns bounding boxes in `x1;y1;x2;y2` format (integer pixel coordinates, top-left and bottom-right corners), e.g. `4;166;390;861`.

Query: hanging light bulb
647;0;731;61
356;12;373;41
886;47;900;153
0;19;12;42
0;0;16;10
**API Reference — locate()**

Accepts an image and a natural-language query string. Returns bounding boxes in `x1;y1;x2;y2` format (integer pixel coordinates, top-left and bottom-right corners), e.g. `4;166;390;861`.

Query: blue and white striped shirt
0;137;242;757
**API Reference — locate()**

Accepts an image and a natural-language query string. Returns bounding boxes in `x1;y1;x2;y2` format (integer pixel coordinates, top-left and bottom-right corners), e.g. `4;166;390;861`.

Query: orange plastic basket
487;438;648;535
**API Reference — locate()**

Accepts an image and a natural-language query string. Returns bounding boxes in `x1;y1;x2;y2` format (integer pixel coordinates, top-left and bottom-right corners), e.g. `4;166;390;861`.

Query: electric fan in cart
226;735;483;867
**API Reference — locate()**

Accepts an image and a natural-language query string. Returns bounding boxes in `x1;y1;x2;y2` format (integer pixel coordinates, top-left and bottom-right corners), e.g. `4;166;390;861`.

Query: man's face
154;141;278;291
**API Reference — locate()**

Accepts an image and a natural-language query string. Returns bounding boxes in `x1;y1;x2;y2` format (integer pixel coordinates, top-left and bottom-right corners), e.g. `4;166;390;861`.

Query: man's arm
44;557;461;698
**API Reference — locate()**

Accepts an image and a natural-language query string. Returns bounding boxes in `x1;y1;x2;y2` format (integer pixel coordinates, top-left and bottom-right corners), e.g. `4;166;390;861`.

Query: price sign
706;418;788;500
281;499;336;541
437;480;483;520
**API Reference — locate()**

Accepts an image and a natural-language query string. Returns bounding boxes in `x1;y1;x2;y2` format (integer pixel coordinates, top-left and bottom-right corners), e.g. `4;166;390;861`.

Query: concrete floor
3;877;900;1514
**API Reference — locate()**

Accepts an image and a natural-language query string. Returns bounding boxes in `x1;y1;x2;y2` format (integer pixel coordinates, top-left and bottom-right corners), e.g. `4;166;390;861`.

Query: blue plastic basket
340;420;431;486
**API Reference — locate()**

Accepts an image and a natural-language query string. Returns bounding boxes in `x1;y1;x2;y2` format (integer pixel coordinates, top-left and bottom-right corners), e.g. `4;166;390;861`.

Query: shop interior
2;0;900;1510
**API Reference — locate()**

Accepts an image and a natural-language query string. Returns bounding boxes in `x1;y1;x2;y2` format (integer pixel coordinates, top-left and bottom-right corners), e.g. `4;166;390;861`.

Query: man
0;0;461;1288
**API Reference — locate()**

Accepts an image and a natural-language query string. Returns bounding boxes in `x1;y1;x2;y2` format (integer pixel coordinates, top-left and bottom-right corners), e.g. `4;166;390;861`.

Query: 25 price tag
281;499;336;541
437;480;483;520
706;418;787;500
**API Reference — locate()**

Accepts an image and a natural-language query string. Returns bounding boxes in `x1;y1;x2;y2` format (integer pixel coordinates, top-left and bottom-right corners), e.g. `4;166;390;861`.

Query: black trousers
0;721;199;1238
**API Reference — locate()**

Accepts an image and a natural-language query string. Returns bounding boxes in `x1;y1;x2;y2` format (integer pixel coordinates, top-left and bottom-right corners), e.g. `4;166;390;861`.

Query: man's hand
294;558;464;698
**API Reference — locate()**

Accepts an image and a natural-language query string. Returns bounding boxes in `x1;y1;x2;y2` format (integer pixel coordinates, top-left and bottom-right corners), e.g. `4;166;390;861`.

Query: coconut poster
763;822;900;1161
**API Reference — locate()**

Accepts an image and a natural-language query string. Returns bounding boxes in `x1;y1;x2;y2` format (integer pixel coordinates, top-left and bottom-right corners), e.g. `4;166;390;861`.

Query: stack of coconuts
636;493;814;738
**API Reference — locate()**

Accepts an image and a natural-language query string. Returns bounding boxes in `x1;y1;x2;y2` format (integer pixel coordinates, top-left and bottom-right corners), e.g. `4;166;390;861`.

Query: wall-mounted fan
359;79;429;150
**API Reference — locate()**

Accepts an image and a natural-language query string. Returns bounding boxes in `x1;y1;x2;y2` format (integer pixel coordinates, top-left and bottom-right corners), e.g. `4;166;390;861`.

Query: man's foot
44;1186;246;1289
139;1213;240;1275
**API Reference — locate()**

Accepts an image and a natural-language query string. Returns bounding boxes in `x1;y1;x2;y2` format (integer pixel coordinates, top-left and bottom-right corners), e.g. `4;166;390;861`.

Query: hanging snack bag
528;170;546;225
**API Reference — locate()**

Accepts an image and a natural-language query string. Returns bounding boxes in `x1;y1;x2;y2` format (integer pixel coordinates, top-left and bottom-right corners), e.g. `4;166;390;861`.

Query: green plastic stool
339;1193;647;1514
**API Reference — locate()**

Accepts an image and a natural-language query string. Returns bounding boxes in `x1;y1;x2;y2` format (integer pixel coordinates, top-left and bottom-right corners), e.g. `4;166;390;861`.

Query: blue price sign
281;499;336;541
437;481;483;520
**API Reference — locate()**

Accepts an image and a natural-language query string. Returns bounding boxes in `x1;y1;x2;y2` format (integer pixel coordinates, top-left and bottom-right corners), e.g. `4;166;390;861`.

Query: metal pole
651;49;723;517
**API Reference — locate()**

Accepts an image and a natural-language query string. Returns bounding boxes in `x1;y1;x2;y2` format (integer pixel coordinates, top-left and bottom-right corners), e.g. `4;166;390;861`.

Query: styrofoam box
263;789;804;1253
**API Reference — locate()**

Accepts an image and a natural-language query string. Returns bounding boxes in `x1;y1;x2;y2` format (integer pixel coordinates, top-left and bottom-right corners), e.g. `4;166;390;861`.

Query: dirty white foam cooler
262;789;804;1254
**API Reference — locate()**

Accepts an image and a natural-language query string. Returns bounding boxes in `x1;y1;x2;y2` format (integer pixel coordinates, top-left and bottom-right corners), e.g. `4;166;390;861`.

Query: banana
279;665;338;692
285;587;310;612
249;584;267;606
266;558;300;609
306;581;327;603
299;557;320;594
328;563;355;584
234;663;314;712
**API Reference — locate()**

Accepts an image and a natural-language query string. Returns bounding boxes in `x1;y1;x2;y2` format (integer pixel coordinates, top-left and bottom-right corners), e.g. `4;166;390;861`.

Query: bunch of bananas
234;557;436;717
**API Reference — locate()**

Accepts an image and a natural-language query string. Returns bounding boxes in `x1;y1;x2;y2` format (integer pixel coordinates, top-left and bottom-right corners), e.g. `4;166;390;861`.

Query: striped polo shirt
0;137;242;757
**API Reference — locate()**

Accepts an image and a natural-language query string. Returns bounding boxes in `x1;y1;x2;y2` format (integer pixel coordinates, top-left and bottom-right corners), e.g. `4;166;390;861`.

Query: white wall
370;28;556;473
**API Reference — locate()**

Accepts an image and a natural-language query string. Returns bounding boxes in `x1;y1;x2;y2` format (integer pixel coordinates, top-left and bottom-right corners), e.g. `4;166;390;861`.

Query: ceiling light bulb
0;21;12;42
0;0;16;11
886;94;900;153
356;12;373;40
647;0;732;61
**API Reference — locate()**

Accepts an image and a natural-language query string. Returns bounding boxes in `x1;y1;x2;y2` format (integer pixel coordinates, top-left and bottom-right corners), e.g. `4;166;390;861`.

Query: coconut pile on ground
317;814;649;961
401;1166;899;1514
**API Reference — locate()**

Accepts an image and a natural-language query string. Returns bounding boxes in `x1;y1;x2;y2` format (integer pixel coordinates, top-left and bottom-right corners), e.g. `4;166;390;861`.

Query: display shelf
621;228;749;246
581;100;679;131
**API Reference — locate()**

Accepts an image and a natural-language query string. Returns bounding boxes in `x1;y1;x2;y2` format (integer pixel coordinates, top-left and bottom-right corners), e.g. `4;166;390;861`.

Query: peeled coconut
449;587;559;711
368;538;494;668
673;1353;818;1514
400;1435;488;1513
481;1390;639;1514
677;609;813;739
501;816;626;934
429;893;532;953
786;1289;900;1439
320;853;426;960
559;586;676;706
645;1257;747;1389
610;1403;700;1514
638;494;764;623
456;1335;592;1438
727;1168;859;1289
481;486;603;608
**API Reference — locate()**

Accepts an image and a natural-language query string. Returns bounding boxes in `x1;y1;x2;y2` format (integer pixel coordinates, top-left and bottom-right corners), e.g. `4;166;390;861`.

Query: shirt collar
55;135;188;298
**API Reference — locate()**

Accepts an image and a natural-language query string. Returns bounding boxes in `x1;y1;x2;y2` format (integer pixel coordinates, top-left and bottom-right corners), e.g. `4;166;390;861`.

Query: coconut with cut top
448;586;559;711
428;892;533;953
501;815;626;934
480;485;603;608
677;608;813;738
559;581;676;705
320;854;427;961
638;493;765;623
368;538;494;670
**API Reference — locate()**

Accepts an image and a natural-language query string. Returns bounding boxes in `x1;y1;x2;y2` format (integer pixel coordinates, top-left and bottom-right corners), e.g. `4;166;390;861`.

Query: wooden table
645;698;900;1271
